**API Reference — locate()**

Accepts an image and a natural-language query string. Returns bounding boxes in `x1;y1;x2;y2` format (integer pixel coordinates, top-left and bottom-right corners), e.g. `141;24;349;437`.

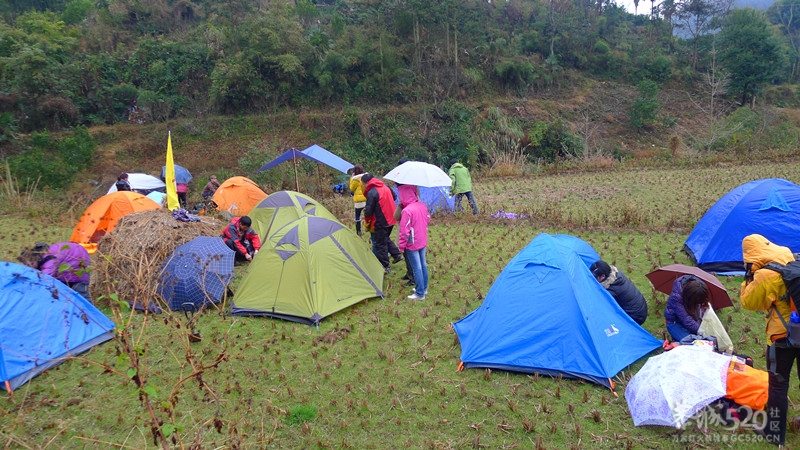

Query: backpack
763;259;800;306
763;258;800;347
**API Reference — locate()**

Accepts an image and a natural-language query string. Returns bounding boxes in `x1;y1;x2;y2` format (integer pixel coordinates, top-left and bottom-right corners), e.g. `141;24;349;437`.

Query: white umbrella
383;161;452;188
625;345;731;428
108;173;166;194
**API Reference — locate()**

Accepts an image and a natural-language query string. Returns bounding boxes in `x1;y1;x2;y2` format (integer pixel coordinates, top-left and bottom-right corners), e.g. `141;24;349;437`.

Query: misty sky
615;0;774;15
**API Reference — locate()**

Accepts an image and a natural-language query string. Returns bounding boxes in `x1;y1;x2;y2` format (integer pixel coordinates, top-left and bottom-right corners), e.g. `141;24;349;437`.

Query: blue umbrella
161;164;193;184
158;237;235;311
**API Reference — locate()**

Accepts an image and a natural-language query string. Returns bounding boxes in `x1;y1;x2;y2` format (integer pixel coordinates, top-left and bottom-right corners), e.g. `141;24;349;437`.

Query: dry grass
90;209;224;306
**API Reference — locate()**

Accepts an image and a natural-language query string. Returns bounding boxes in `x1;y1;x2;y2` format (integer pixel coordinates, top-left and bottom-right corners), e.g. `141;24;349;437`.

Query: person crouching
221;215;260;263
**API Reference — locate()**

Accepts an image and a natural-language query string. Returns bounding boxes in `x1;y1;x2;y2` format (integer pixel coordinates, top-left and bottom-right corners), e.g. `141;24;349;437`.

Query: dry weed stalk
91;209;223;306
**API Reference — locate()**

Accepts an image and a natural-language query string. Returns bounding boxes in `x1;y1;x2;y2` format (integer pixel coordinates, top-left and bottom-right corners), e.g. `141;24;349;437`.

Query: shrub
6;126;96;190
629;80;660;130
527;119;583;163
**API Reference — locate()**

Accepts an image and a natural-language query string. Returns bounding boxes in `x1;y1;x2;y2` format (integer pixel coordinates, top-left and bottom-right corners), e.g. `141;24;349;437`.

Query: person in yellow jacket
741;233;797;446
349;165;367;236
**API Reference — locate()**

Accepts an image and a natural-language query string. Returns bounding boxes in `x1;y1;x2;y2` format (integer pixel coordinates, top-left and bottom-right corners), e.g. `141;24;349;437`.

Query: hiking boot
404;280;415;287
384;266;392;274
401;274;410;280
790;416;800;433
407;293;425;300
391;255;404;264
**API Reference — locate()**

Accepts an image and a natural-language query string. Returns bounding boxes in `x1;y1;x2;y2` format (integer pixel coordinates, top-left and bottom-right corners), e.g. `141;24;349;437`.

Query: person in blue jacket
590;260;648;325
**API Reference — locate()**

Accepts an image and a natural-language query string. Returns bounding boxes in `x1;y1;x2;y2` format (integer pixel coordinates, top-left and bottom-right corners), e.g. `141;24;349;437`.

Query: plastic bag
698;307;734;353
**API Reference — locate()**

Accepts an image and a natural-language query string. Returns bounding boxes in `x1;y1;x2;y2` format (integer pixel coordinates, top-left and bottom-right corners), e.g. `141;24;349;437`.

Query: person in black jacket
590;260;648;325
115;172;132;191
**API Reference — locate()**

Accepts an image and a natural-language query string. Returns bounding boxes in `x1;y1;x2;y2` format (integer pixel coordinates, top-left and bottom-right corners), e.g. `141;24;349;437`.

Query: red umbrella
645;264;734;310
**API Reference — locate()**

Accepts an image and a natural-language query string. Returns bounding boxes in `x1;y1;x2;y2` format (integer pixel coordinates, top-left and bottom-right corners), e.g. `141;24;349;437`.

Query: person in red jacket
221;215;261;262
362;174;403;272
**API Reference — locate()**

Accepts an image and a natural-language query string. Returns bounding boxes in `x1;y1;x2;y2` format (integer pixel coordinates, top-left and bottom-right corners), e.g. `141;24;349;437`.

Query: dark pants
354;207;364;236
765;340;800;445
455;191;479;215
372;225;401;269
68;281;91;302
178;193;187;209
224;238;254;261
404;249;414;282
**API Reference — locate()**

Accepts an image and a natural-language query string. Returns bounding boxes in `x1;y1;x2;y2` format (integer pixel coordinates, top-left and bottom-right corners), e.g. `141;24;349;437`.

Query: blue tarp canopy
453;233;660;389
684;178;800;274
256;145;354;174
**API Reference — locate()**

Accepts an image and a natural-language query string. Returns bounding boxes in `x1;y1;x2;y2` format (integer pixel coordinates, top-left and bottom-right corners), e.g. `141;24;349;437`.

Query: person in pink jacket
397;187;430;300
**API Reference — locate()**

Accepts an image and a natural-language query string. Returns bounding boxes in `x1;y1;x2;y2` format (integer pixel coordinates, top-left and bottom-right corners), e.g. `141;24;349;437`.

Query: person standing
398;188;430;300
362;173;403;273
740;233;798;446
115;173;132;191
349;165;367;237
221;215;261;263
176;182;188;209
448;158;478;215
202;175;220;199
396;183;420;287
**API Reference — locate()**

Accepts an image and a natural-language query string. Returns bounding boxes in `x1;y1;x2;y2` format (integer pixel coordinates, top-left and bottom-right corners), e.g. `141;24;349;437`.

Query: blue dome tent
0;262;115;392
453;233;660;389
684;178;800;274
551;234;601;269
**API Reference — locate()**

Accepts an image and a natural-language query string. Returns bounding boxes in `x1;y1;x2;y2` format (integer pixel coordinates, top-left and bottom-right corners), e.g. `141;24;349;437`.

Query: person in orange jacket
740;234;797;446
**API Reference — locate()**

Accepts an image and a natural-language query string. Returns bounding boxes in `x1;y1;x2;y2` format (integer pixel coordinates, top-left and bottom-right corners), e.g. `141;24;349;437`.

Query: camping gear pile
90;209;223;309
625;345;769;428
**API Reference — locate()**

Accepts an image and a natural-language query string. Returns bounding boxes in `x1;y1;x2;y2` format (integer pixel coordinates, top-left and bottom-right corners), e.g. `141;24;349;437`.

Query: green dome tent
231;215;384;325
248;190;339;242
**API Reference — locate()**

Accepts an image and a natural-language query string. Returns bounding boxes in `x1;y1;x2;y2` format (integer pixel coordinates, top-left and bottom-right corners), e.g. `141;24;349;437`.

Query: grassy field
2;161;800;449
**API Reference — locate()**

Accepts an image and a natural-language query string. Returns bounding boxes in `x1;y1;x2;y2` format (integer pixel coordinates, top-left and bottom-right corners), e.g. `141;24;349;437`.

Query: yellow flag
165;131;179;210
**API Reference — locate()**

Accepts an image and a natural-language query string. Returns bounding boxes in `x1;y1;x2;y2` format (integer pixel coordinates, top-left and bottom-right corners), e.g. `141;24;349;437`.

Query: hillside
78;74;785;197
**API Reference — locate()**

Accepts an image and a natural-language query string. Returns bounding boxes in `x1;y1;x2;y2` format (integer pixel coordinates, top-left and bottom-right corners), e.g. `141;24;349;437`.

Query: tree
675;0;733;68
718;8;785;107
629;79;660;129
767;0;800;81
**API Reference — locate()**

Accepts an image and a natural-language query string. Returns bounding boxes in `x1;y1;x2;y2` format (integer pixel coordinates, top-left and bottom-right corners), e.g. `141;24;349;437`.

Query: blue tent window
759;188;792;212
276;225;301;249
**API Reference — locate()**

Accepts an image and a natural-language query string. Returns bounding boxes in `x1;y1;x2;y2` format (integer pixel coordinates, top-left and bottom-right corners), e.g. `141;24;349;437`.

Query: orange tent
70;191;161;253
212;176;267;217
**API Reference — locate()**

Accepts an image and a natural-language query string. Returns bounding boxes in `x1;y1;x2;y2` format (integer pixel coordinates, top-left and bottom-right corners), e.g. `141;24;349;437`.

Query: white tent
107;173;166;194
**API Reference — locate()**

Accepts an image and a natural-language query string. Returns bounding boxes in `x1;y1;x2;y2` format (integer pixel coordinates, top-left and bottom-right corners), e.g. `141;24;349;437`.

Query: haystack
90;209;224;307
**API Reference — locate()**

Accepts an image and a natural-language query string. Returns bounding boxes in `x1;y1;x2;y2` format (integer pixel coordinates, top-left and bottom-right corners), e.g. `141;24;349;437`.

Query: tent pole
316;163;321;197
293;148;299;192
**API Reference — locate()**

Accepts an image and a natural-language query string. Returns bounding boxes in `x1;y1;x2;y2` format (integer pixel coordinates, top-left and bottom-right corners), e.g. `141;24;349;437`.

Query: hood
398;184;419;208
364;176;386;193
742;234;794;270
670;274;698;297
